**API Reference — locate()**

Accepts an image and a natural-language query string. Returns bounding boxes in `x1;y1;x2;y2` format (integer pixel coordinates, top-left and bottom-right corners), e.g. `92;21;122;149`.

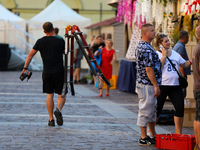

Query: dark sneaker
74;80;77;84
139;136;154;145
150;136;156;144
77;80;82;84
54;108;63;126
48;119;55;126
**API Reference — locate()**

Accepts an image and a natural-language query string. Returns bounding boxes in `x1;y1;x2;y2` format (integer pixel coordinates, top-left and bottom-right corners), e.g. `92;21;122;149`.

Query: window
107;33;112;39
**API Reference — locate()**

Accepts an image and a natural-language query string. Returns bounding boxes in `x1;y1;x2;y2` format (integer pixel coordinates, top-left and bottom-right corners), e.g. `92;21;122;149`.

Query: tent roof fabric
28;0;91;28
85;17;117;29
0;4;25;22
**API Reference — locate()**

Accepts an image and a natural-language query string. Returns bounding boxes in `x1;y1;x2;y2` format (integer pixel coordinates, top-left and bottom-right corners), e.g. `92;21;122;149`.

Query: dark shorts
75;58;81;68
194;91;200;122
42;72;64;94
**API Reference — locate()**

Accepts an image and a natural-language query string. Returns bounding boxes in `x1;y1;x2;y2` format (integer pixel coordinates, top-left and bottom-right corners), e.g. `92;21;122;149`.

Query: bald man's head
196;25;200;38
141;23;153;35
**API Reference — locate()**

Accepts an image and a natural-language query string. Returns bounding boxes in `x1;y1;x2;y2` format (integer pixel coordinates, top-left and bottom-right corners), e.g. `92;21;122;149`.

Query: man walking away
173;30;190;98
135;23;162;145
193;26;200;150
21;22;66;126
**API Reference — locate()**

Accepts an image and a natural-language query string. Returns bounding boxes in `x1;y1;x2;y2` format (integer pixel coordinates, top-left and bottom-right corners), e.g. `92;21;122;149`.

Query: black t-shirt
33;36;65;73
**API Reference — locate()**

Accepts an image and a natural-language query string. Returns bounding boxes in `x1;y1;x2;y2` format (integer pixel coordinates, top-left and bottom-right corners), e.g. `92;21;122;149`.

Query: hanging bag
90;48;102;72
167;57;188;88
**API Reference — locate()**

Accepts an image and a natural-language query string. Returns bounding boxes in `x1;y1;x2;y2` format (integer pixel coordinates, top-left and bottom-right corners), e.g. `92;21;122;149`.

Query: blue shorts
75;58;81;68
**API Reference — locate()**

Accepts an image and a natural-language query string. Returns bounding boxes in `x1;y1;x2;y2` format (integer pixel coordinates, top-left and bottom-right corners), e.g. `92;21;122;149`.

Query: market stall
115;0;176;93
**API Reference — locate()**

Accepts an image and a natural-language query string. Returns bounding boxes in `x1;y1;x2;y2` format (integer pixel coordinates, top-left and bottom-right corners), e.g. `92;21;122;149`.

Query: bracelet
23;68;28;70
189;60;192;64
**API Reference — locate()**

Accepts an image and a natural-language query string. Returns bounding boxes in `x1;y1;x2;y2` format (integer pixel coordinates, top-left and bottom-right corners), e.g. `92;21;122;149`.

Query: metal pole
100;3;102;22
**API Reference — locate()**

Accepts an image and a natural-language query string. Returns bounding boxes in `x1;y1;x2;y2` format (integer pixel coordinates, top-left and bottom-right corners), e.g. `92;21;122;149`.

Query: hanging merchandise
117;0;174;28
116;0;126;23
197;0;200;10
117;0;137;27
184;0;199;15
126;26;141;59
116;0;175;60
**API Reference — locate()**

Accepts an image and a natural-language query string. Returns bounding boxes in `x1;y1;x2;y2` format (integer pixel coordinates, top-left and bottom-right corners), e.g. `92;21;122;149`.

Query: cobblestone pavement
0;71;194;150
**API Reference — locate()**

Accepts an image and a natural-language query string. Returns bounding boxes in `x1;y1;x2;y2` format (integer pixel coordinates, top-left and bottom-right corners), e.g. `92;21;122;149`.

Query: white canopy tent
28;0;92;69
0;4;40;70
0;4;26;50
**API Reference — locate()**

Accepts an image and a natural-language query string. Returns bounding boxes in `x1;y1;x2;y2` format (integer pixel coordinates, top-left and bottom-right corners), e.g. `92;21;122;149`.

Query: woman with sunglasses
148;34;192;135
95;39;117;97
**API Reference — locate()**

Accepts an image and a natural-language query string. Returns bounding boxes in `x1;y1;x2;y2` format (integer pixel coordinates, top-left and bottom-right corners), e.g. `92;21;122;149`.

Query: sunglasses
159;34;167;38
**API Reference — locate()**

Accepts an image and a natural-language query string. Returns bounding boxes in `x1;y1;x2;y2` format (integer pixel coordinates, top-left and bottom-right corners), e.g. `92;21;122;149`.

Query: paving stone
0;71;194;149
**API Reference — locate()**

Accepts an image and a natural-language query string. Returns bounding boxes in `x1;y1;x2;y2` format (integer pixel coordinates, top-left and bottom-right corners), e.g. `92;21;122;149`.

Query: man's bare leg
76;68;81;81
148;122;156;137
46;93;54;121
140;126;147;139
54;94;66;126
74;69;78;81
148;117;158;136
57;94;66;111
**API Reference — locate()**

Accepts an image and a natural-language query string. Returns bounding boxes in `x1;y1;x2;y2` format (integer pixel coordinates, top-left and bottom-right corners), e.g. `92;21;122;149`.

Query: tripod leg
70;35;75;95
61;53;68;98
61;35;70;98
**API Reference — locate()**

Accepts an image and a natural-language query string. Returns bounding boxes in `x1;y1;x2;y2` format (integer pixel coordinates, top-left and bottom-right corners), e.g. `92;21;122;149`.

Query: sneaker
74;80;77;84
54;108;63;126
48;119;55;126
139;136;154;146
150;136;156;144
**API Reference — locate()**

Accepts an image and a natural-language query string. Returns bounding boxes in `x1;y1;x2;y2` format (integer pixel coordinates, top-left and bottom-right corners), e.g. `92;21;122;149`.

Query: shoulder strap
166;57;181;76
158;50;180;76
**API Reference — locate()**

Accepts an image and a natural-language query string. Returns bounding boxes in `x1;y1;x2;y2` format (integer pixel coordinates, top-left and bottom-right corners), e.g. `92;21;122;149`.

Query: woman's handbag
90;48;102;72
167;57;188;88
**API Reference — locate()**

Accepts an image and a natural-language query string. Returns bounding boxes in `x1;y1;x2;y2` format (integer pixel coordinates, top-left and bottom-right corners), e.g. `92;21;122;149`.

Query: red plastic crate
156;133;196;150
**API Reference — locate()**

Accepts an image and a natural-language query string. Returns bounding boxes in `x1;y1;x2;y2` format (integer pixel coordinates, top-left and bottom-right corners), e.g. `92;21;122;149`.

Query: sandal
98;94;102;97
